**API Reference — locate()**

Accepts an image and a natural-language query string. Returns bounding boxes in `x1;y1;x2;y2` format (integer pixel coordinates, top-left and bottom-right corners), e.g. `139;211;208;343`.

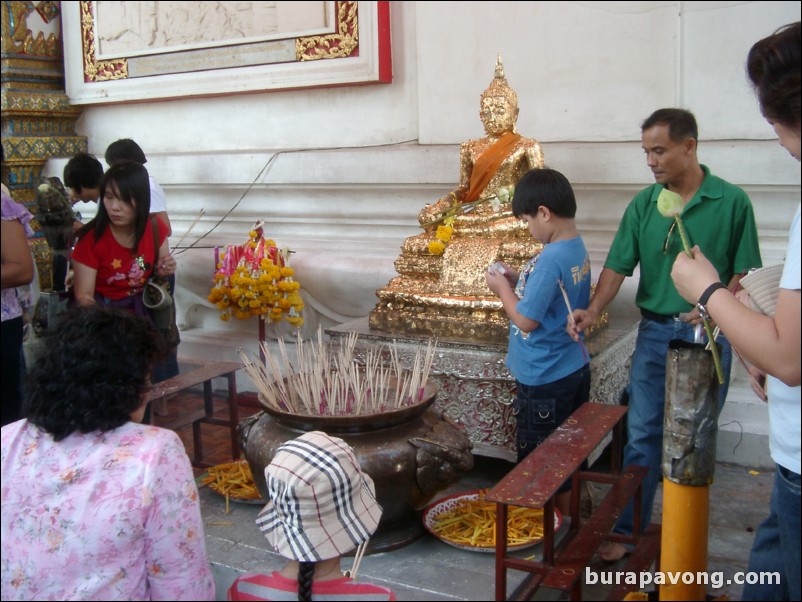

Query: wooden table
146;357;242;468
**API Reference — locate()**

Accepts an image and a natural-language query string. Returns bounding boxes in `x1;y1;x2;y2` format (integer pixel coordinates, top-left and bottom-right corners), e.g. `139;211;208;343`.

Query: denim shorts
513;364;591;467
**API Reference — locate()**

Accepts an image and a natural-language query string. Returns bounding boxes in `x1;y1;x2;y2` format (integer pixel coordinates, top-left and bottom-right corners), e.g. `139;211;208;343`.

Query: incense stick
241;327;438;417
558;279;589;361
171;209;205;252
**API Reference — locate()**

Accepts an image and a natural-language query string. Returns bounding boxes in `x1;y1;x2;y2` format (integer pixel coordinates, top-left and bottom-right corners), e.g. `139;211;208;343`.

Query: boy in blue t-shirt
486;167;592;513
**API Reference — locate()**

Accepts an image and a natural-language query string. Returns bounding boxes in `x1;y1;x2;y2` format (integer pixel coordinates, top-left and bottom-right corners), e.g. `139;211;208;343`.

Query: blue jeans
615;316;732;536
742;464;801;601
514;365;591;491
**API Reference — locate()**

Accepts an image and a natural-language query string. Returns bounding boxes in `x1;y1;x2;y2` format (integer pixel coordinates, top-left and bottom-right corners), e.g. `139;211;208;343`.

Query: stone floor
158;386;774;601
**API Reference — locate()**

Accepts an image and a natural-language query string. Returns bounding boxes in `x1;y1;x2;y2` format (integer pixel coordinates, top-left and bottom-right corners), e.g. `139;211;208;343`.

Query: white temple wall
45;1;801;370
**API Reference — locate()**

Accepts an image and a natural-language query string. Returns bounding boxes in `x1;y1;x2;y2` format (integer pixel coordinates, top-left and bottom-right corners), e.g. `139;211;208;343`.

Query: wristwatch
696;282;727;319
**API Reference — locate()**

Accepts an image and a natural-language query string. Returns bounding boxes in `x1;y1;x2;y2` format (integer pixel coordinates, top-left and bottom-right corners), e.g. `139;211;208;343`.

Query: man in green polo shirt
569;108;762;561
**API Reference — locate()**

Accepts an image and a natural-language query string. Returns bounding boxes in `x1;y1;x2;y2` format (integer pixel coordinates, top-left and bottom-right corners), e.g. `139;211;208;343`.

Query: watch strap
697;281;727;317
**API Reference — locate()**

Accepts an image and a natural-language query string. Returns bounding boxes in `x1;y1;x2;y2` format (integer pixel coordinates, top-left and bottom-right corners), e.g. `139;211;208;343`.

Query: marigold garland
208;222;304;327
428;219;455;255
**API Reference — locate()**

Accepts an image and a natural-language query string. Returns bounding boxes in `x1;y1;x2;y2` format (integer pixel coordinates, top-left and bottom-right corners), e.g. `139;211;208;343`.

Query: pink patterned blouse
1;420;215;601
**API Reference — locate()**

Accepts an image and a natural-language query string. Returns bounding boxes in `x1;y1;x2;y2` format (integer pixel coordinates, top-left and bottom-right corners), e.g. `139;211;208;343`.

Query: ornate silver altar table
326;317;637;462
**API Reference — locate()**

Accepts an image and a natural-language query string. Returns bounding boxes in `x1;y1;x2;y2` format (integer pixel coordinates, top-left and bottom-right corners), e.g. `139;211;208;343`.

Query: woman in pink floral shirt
0;306;215;601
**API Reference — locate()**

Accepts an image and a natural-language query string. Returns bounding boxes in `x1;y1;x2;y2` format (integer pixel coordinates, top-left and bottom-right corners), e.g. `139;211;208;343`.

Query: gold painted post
1;0;86;289
660;339;719;601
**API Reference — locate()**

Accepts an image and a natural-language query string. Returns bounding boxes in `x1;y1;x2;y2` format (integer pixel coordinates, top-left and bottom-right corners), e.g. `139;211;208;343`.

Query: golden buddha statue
369;57;547;343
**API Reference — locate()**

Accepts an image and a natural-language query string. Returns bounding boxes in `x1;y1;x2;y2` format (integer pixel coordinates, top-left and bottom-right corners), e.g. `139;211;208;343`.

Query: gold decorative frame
62;1;391;104
297;1;359;62
79;1;127;82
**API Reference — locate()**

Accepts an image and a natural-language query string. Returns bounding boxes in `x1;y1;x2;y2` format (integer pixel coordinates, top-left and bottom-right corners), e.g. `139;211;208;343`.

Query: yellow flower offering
208;222;304;327
436;225;453;243
428;240;446;255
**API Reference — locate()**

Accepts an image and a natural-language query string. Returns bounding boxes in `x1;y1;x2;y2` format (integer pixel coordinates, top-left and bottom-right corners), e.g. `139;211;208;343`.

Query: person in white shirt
671;21;800;601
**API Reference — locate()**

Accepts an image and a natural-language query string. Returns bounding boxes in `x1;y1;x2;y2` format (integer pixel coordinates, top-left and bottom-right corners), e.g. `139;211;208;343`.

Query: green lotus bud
657;188;684;217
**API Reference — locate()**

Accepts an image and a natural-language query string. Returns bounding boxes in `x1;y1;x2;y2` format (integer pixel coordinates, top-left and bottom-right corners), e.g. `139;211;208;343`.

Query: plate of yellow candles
201;460;265;509
422;489;562;552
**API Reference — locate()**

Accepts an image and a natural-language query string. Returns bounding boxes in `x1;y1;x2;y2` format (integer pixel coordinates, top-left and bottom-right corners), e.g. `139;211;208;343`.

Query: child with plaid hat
228;431;396;601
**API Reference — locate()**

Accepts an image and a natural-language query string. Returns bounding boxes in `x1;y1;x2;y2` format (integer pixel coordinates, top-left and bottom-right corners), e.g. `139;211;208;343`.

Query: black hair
63;152;104;192
105;138;148;165
298;561;315;601
747;21;801;129
512;167;577;219
24;305;164;441
77;161;151;252
641;108;699;143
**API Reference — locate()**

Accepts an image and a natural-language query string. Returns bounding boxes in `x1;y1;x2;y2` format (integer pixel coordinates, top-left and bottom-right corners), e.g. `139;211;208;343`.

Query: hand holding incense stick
558;280;589;361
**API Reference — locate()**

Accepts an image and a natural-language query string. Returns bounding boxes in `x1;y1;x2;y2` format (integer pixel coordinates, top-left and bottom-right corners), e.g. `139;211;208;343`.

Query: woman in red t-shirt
72;161;175;313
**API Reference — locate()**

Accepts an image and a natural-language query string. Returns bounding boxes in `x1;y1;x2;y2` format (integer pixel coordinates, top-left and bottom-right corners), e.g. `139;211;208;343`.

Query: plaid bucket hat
255;431;382;562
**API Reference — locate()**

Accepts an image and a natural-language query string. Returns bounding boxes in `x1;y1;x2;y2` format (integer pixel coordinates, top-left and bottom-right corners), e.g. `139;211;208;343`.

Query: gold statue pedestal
370;235;544;344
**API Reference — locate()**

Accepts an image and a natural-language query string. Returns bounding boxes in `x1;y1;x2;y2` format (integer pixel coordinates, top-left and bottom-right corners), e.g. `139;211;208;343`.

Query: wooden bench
146;357;242;468
485;402;660;601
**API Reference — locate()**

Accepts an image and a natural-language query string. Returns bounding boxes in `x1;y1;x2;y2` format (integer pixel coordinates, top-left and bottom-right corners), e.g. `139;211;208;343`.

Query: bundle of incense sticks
240;328;438;416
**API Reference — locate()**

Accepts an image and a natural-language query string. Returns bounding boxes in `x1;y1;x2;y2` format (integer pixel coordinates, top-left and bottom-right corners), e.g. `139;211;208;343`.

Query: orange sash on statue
463;132;522;203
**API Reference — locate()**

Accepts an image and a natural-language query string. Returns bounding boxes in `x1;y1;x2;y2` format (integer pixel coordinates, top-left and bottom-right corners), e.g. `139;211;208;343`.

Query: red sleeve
71;230;100;269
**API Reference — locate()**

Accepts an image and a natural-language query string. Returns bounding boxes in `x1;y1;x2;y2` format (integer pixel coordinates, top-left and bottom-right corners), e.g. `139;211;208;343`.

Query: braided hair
297;561;315;601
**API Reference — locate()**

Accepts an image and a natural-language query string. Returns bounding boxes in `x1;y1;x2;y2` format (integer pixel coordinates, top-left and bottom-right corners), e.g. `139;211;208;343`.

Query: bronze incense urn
238;381;474;552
